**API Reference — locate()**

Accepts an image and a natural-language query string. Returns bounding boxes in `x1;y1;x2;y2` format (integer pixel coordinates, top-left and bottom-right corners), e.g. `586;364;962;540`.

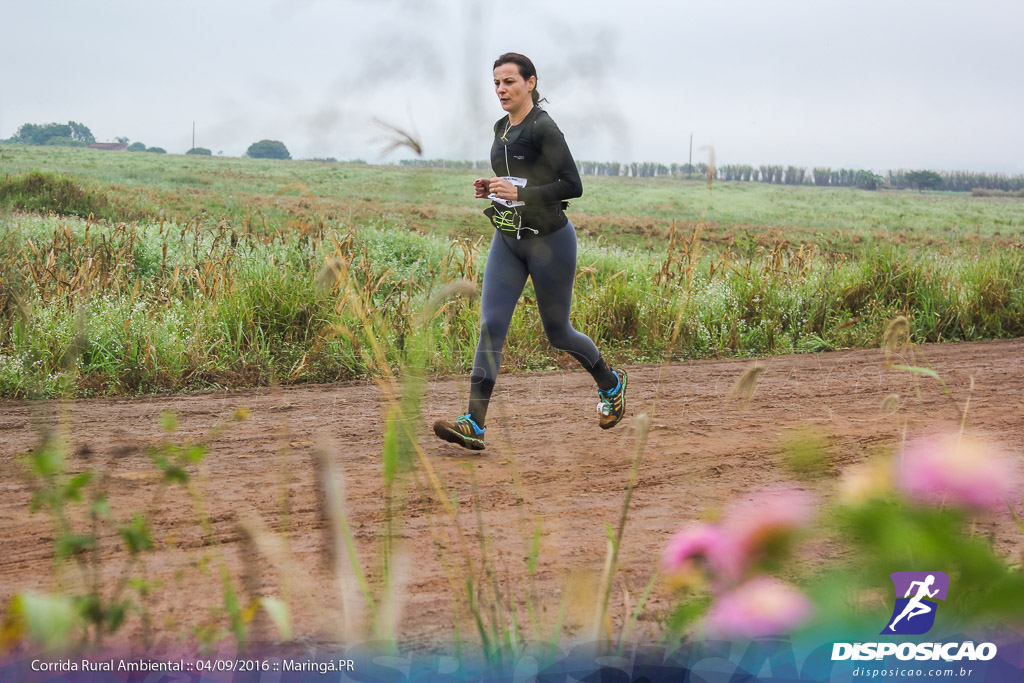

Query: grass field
4;145;1024;249
2;145;1023;398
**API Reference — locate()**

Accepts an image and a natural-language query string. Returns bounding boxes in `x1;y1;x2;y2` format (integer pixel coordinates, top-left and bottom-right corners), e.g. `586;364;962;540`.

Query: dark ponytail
493;52;546;105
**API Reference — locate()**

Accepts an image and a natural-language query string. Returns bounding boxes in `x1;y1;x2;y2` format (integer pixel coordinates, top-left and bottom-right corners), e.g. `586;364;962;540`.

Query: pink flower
704;577;813;639
662;523;727;574
716;488;817;579
898;433;1018;510
662;489;817;588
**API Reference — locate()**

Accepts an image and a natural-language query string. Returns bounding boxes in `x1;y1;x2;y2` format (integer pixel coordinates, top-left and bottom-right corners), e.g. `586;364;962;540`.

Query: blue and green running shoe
597;370;628;430
433;414;486;450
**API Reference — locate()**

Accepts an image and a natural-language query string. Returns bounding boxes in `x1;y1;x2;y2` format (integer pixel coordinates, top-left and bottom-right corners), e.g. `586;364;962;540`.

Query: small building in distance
88;142;129;151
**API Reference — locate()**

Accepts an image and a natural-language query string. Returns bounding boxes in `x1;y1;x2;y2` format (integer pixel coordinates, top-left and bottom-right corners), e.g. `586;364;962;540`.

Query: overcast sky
2;0;1022;173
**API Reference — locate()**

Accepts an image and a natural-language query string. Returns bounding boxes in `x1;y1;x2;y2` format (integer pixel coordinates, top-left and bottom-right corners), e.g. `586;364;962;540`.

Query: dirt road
2;339;1022;650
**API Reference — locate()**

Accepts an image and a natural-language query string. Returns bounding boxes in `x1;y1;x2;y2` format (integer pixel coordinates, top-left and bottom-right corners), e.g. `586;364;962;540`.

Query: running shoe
433;414;486;451
597;370;628;430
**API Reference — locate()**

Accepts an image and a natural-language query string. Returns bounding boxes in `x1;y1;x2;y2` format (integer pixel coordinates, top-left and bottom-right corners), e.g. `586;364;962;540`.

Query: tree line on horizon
3;121;290;160
400;158;1024;193
5;121;1019;192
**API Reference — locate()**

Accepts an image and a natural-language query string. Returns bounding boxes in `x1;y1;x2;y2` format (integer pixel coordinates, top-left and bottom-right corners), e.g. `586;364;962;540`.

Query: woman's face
493;63;535;115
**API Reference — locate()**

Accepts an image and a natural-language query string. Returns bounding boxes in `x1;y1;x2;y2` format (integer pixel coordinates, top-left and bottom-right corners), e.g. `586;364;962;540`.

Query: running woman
433;52;627;451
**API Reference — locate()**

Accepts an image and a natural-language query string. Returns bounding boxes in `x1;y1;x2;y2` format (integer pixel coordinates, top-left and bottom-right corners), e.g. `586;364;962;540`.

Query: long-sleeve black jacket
488;107;583;235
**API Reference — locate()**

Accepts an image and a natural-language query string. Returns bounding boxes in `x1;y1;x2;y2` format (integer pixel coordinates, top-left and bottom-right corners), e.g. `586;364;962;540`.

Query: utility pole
192;121;195;151
688;132;693;178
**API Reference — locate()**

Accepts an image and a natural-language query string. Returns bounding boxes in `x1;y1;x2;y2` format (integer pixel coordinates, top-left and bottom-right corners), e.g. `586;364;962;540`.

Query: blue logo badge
882;572;949;635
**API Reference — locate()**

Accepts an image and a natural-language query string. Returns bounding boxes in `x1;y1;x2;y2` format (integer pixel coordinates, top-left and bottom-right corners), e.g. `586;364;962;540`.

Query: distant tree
185;147;212;156
18;123;68;144
760;165;784;184
246;139;291;160
905;170;943;191
127;142;146;152
855;170;883;191
146;147;167;154
68;121;96;144
115;136;130;144
7;121;95;146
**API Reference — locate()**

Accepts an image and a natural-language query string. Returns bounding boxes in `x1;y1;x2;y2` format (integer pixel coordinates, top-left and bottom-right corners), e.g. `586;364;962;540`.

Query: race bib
489;176;526;208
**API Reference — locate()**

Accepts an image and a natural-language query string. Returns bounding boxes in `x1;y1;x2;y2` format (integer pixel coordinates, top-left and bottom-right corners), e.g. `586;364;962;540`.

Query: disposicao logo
882;571;949;635
831;571;998;663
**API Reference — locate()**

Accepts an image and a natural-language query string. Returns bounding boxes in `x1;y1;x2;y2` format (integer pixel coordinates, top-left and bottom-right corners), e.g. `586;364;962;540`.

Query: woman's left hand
488;177;519;201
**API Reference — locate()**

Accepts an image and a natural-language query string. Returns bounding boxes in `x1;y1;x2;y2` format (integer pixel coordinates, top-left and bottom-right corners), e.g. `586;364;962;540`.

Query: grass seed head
879;394;900;414
373;118;423;157
731;363;766;404
882;316;911;362
316;257;347;292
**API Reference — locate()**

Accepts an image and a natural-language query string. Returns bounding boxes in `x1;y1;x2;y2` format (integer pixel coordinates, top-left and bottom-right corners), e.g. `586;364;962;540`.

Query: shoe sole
599;370;628;430
433;422;486;451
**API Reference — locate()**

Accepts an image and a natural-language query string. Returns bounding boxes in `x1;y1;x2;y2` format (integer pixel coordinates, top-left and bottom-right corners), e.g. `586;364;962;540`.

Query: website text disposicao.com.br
850;665;980;678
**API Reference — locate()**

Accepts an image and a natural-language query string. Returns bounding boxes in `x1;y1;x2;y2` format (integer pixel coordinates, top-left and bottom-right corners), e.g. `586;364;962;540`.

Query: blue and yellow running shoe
597;370;628;429
433;414;486;450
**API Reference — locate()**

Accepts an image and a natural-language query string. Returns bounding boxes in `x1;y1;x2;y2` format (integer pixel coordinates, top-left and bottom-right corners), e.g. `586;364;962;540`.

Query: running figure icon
887;574;939;632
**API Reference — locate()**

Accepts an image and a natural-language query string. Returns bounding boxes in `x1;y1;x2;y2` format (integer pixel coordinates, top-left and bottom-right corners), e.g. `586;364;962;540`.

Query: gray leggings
472;221;602;383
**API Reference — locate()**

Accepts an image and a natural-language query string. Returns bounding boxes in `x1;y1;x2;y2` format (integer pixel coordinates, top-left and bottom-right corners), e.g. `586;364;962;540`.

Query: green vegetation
0;171;119;221
4;121;95;147
0;145;1022;398
246;139;290;160
904;169;944;191
185;147;212;156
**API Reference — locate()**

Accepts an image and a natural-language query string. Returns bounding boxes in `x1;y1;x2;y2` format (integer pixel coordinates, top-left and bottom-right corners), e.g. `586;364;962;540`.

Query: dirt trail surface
2;339;1023;650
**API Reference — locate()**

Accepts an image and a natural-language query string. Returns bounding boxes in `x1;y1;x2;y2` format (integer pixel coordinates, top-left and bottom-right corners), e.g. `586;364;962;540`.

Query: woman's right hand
474;178;489;198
